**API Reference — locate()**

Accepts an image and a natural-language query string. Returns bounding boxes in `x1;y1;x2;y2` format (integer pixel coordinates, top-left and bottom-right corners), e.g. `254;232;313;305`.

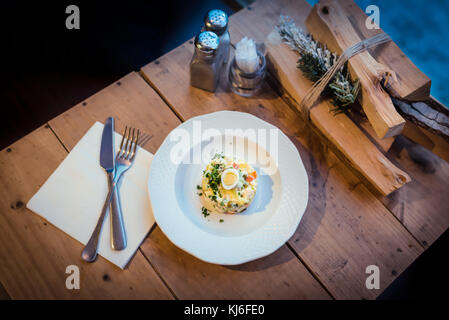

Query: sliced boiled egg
221;168;239;190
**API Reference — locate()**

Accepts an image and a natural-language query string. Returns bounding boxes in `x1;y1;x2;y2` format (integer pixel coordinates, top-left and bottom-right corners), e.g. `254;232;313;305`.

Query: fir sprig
276;16;360;114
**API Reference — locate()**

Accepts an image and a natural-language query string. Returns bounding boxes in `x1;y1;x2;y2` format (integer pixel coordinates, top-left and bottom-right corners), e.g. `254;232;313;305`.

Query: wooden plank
383;135;449;248
394;97;449;155
338;0;431;101
49;71;330;299
0;126;173;299
229;0;449;255
306;0;405;139
140;0;424;299
49;72;180;154
0;281;10;300
141;228;330;299
265;37;410;196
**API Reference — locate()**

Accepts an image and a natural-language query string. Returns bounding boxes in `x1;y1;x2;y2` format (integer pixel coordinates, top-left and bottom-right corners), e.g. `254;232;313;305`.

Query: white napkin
27;122;155;269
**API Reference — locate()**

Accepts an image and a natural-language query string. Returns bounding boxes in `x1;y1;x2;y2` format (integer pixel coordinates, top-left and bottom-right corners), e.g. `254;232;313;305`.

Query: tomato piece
233;163;239;169
246;175;254;182
250;171;257;179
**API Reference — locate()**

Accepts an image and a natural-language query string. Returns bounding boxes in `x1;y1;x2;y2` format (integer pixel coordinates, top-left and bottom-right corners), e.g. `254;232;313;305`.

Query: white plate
148;111;308;265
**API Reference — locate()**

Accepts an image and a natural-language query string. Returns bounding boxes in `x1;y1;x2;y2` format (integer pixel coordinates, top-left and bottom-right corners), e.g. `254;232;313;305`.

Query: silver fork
81;126;140;262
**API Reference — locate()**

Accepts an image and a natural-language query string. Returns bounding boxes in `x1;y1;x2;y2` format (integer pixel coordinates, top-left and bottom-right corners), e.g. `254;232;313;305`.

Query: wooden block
393;96;449;153
338;0;431;101
306;0;405;138
140;4;424;297
0;126;173;299
265;35;410;196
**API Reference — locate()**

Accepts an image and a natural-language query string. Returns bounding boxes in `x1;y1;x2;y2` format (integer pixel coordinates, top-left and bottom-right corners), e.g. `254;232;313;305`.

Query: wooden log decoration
306;0;405;139
393;99;449;140
395;96;449;162
265;31;411;196
306;0;448;162
338;0;431;102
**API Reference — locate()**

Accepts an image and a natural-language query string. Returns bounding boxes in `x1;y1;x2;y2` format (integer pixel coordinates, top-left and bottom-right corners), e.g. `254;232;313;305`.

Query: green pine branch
276;15;360;114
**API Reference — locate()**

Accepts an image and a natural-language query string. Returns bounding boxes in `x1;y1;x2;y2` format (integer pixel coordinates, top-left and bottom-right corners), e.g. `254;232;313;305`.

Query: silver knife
100;117;127;251
81;117;126;262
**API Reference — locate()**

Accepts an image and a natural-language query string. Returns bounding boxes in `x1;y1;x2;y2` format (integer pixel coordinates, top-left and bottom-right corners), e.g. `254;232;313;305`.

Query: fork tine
118;126;128;156
126;128;136;160
122;127;132;158
130;129;140;161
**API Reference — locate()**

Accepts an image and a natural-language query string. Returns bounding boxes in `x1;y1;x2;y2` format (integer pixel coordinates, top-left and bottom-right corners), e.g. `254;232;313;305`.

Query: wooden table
1;0;448;300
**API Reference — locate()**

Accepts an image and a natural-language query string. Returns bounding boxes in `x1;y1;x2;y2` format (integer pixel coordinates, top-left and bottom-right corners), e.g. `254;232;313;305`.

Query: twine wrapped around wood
300;32;392;119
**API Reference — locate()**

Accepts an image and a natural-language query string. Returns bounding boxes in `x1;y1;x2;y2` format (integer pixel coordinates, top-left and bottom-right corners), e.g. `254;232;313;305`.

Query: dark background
0;0;447;300
0;0;238;149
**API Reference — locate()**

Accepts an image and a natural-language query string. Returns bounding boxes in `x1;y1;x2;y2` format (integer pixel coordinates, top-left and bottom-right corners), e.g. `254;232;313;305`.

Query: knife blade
100;117;115;172
99;117;127;251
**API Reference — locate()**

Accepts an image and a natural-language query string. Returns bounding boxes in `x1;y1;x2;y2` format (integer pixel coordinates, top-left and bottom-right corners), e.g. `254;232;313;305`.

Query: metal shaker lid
194;31;220;54
204;9;228;35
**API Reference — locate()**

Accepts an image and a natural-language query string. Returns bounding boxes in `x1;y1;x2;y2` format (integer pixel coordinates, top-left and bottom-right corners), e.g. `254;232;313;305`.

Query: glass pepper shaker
190;31;221;92
204;9;230;65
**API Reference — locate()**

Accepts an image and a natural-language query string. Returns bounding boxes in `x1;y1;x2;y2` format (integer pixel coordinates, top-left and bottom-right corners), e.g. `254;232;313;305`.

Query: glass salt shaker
228;50;266;97
190;31;221;92
204;9;230;65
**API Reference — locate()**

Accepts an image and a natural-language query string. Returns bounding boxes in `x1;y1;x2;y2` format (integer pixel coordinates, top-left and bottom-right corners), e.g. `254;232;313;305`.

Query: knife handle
108;172;127;250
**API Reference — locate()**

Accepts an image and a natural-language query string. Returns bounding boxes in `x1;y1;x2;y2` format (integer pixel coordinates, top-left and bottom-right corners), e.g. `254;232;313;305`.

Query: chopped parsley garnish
204;161;224;200
219;219;224;223
201;207;210;218
212;153;225;160
197;185;202;190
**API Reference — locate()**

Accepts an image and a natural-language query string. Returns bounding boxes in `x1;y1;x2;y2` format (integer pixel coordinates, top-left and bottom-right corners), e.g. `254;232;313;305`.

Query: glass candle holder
228;50;266;97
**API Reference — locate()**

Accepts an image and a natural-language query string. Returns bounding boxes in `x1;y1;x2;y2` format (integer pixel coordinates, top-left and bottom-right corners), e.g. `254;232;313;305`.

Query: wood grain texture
47;71;329;299
393;98;449;147
141;228;330;299
402;121;449;163
306;0;405;138
140;0;424;299
0;126;173;299
49;72;180;155
383;136;449;248
0;281;10;300
347;110;395;152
